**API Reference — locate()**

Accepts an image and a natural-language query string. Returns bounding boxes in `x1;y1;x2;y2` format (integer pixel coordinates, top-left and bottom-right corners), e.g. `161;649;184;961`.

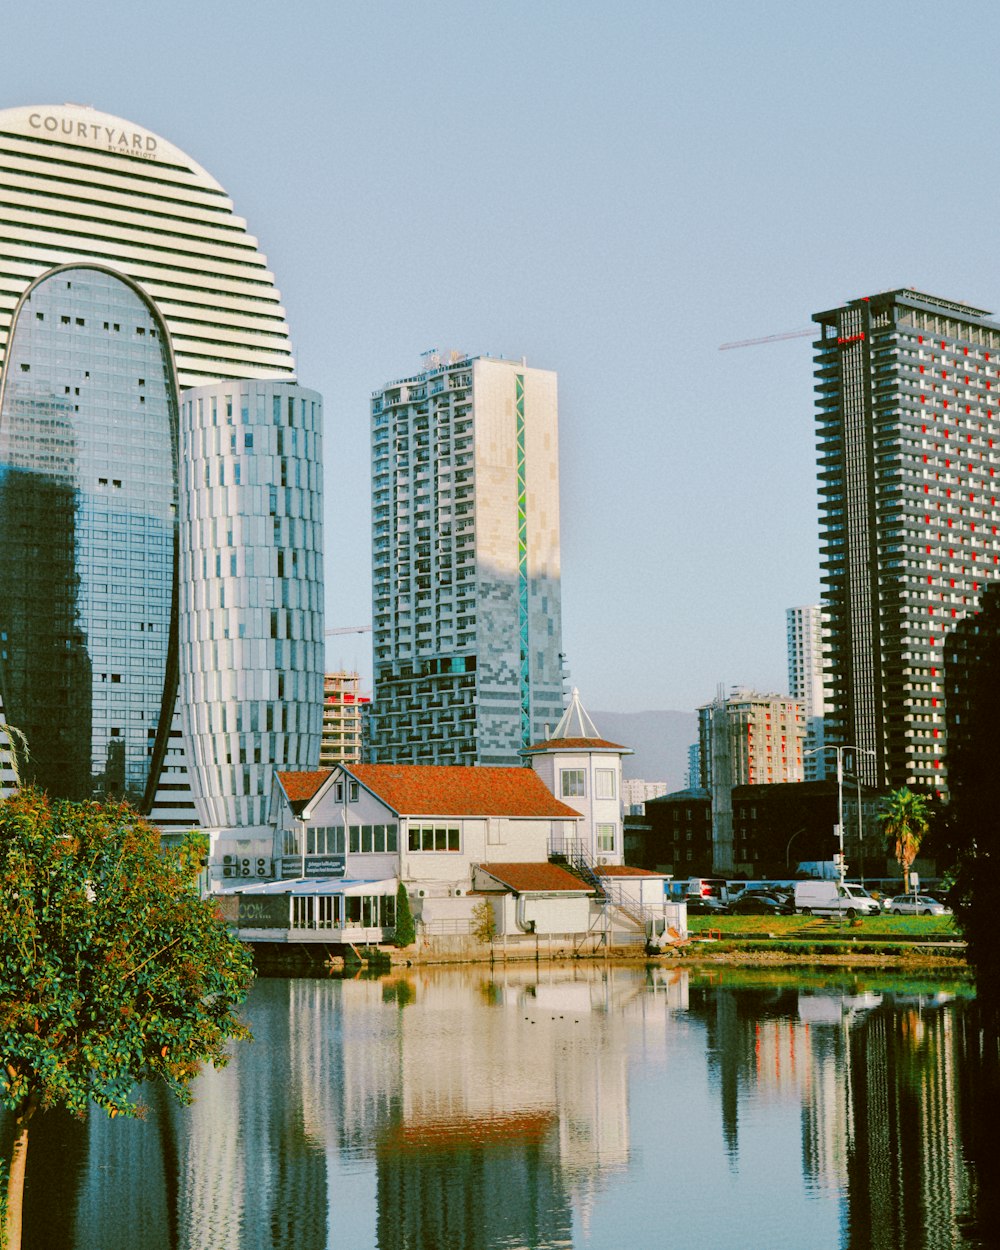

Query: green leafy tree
394;882;415;947
878;787;932;892
177;830;210;880
0;789;254;1250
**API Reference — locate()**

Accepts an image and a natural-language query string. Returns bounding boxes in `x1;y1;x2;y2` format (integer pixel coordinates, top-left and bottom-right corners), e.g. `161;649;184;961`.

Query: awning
223;877;398;897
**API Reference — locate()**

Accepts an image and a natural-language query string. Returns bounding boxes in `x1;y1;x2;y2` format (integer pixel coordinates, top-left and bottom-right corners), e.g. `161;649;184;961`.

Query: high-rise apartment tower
814;289;1000;794
319;672;368;766
698;687;804;873
0;104;324;829
370;353;564;764
786;605;830;781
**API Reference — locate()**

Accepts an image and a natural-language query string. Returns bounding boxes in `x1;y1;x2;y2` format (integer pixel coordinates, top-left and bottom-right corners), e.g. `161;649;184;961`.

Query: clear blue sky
7;0;1000;713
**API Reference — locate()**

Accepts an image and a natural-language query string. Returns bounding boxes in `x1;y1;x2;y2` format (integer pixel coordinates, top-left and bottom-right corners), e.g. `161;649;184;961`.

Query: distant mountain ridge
591;710;698;793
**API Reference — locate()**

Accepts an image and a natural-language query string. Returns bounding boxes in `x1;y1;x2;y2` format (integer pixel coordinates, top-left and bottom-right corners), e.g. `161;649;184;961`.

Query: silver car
883;894;952;916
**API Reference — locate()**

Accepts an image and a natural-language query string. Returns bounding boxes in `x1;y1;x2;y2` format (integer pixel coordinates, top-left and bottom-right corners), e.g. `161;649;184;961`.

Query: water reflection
11;965;995;1250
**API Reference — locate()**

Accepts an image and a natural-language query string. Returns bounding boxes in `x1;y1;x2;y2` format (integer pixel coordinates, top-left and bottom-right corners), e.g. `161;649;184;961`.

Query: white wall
495;892;592;936
533;748;624;864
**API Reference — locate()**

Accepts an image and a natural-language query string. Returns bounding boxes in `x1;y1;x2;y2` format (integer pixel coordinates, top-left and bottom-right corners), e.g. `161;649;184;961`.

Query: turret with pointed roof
522;690;631;865
522;688;630;755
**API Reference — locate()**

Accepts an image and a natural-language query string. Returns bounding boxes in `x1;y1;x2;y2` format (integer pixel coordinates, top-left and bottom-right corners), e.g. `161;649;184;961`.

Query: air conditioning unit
223;866;237;878
453;888;463;897
598;858;608;866
223;854;236;866
255;858;271;877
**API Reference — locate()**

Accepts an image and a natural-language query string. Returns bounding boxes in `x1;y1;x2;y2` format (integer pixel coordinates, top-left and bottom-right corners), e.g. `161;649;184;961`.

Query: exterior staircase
549;837;663;945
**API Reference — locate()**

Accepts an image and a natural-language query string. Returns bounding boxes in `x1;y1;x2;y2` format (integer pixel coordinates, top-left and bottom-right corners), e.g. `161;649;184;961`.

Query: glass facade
0;106;327;833
0;267;176;801
178;380;324;828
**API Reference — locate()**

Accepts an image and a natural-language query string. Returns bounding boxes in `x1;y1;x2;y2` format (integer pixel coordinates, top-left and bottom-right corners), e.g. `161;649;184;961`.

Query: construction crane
718;327;814;351
324;625;372;636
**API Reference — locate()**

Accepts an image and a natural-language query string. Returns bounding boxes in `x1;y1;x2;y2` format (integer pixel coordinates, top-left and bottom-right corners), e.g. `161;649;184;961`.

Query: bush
472;898;497;944
394;882;415;947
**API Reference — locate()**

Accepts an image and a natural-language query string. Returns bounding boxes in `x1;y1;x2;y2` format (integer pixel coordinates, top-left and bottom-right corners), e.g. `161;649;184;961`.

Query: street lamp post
785;827;806;870
806;745;877;887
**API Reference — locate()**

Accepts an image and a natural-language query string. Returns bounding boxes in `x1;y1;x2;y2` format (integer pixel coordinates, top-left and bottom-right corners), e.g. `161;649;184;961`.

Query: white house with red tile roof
210;741;684;951
237;762;583;942
523;688;632;868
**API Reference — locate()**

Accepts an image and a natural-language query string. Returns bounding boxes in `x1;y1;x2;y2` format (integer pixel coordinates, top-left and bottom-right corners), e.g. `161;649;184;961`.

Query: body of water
11;962;999;1250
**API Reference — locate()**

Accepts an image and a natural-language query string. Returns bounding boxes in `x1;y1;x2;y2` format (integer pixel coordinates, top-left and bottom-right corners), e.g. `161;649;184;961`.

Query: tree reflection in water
2;967;996;1250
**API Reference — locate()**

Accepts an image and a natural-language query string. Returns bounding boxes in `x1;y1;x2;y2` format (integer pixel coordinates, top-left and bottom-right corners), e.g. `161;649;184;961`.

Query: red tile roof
522;736;627;753
478;862;594;893
276;769;332;812
596;865;664;877
350;765;580;818
378;1112;557;1154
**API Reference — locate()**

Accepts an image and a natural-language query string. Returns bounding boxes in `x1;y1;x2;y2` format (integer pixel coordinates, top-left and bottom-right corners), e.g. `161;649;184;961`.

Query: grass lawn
686;913;960;940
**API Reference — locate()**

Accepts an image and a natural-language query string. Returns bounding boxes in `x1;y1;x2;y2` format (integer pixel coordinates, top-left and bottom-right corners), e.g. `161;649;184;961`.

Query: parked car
883;895;952;917
730;892;793;916
685;895;729;915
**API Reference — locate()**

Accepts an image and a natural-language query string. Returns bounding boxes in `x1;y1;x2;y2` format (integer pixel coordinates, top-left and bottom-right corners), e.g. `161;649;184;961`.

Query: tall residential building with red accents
814;289;1000;796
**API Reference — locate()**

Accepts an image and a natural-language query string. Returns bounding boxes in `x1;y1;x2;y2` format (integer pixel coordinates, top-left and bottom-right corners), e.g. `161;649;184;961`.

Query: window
597;823;616;853
561;769;586;797
305;826;347;856
344;824;398;853
595;769;616;799
407;825;461;852
349;781;359;802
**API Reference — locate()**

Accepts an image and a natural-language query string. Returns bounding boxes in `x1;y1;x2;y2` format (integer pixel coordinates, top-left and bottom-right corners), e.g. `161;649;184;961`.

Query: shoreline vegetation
652;912;966;970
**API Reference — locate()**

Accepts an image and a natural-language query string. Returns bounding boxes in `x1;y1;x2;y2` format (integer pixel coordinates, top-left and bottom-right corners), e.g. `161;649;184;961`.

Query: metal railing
548;837;661;936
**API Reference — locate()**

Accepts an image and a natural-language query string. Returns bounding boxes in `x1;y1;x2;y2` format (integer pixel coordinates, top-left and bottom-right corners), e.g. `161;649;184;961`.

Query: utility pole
807;745;876;886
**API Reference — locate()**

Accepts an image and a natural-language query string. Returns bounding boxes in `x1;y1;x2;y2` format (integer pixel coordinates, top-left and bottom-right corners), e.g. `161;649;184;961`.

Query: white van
794;880;881;918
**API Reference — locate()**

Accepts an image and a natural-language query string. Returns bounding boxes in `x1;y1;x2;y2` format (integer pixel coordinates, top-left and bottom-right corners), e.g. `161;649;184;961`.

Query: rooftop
477;862;595;893
524;688;629;753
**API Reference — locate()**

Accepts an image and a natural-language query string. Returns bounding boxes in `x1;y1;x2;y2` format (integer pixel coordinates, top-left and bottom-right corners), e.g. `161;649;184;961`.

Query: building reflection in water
10;965;993;1250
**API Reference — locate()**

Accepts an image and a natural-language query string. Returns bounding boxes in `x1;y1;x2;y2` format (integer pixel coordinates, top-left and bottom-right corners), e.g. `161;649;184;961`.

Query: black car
729;892;793;916
685;896;729;915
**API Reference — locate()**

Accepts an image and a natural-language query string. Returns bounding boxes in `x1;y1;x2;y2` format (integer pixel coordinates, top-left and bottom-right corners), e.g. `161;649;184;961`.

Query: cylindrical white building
178;380;324;828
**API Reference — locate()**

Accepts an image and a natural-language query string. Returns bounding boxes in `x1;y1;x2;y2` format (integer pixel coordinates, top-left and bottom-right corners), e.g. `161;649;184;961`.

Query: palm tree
878;787;932;893
0;720;29;792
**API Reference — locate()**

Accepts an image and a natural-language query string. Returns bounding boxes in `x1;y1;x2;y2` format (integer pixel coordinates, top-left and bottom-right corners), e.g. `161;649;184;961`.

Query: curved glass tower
0;266;177;801
0;105;324;828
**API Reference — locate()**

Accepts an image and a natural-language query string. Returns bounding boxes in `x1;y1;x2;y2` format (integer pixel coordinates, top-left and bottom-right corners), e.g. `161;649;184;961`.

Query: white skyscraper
786;605;831;781
0;104;323;831
369;353;564;764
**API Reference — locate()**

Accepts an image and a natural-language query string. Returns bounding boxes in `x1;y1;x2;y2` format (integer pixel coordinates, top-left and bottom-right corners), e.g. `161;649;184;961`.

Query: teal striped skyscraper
369;353;564;764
